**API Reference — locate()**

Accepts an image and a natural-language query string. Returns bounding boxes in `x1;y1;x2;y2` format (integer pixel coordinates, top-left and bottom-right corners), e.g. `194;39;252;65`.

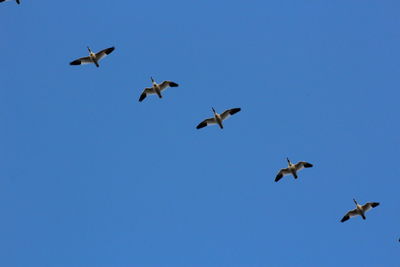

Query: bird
275;158;313;182
340;199;380;222
70;46;115;67
0;0;20;4
138;77;179;102
196;107;241;129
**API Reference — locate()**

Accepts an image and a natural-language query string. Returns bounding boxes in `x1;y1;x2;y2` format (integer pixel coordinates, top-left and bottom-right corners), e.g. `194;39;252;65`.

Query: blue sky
1;0;399;266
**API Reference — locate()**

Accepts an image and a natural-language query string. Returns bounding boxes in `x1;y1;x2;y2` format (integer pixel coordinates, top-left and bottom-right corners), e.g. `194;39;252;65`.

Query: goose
275;158;313;182
340;199;380;222
0;0;20;4
138;77;179;102
70;46;115;67
196;107;241;129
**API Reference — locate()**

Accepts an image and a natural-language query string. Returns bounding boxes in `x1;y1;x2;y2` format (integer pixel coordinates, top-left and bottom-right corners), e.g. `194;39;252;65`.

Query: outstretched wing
196;118;216;129
294;161;313;171
275;168;291;182
95;47;115;61
362;202;380;212
159;81;179;91
70;56;93;65
340;209;359;222
0;0;20;3
220;108;241;120
139;88;154;102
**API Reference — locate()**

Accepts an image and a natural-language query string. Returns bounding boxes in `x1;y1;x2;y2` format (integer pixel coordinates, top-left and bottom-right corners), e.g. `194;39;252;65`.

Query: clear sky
1;0;399;266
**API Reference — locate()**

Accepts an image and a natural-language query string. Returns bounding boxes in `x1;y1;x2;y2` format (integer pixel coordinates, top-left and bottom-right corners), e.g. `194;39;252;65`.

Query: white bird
0;0;20;4
139;77;179;102
340;199;380;222
70;46;115;68
275;158;313;182
196;107;241;129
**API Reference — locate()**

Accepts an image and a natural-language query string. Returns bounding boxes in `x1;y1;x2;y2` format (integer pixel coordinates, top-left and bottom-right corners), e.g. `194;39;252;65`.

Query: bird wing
275;168;291;182
362;202;380;212
0;0;20;4
196;118;216;129
70;56;93;65
159;81;179;91
340;209;359;222
220;108;241;120
294;161;313;171
95;47;115;61
139;88;154;102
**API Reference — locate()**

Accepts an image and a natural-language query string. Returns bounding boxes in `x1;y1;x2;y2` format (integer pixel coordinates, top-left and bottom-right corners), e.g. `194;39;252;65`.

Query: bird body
213;108;224;129
139;77;179;102
355;201;366;220
275;158;313;182
88;47;99;67
340;199;380;222
286;160;298;178
151;77;163;98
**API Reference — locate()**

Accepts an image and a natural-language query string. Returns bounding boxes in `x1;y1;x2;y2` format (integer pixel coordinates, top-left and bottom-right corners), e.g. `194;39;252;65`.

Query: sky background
1;0;400;266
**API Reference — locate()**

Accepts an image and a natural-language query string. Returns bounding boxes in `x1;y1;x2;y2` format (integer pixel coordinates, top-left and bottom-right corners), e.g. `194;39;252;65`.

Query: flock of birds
67;44;382;224
4;0;396;245
68;46;244;131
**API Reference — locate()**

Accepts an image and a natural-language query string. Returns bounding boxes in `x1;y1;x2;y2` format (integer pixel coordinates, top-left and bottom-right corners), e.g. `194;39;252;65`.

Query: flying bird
275;158;313;182
196;107;241;129
0;0;20;4
139;77;179;102
70;46;115;67
340;199;380;222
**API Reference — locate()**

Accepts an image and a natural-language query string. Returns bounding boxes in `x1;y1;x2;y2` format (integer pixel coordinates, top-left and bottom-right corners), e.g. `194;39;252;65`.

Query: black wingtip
304;163;313;168
105;47;115;55
169;82;179;87
139;93;146;102
196;122;207;129
275;174;283;182
70;60;81;66
340;216;349;223
229;108;241;115
371;202;380;208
